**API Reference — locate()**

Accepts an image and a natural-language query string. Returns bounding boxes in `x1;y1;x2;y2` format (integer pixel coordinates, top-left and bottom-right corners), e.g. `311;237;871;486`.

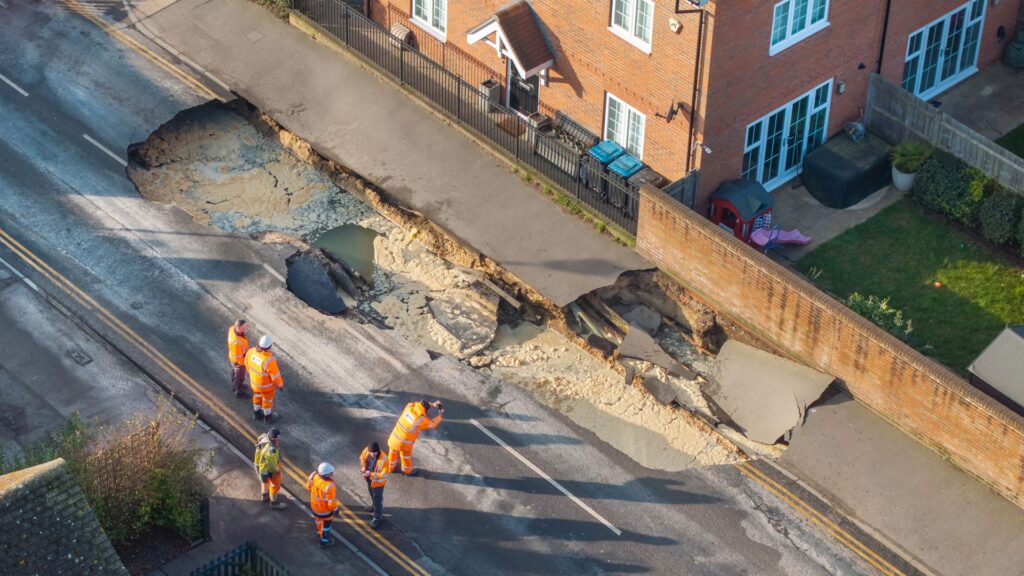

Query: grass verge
798;199;1024;372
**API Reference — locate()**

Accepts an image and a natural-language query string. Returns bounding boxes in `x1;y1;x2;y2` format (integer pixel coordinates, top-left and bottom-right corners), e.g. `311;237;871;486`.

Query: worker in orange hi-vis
359;442;390;529
387;400;443;476
226;319;249;398
245;335;284;423
306;462;339;547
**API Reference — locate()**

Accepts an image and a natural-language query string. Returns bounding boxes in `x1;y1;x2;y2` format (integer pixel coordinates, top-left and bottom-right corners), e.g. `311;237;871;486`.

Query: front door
902;0;985;100
508;66;539;116
742;80;832;191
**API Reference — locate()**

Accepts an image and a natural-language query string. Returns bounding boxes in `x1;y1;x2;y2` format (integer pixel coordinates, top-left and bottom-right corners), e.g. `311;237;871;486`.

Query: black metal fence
290;0;642;234
191;541;293;576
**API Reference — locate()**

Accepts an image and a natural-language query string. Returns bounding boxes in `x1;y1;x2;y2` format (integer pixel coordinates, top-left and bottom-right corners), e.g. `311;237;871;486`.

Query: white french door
901;0;985;100
742;79;832;191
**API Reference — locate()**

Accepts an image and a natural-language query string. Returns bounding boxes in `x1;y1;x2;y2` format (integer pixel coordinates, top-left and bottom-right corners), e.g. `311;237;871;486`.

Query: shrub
845;293;913;342
0;407;212;545
978;191;1024;245
912;150;993;227
890;141;933;173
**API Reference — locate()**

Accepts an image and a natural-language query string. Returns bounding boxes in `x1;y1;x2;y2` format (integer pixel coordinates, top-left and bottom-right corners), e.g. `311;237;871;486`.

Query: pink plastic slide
751;227;812;247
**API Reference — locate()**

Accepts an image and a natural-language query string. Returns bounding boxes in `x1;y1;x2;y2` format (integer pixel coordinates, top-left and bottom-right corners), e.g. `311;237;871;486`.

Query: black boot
254;410;264;421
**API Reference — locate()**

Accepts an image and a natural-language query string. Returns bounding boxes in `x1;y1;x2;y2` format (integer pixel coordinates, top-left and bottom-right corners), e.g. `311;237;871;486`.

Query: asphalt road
0;1;881;574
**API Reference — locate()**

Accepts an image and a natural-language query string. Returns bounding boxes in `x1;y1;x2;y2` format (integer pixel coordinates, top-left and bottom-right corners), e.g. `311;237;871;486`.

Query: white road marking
0;255;43;295
0;72;29;97
262;262;287;283
470;418;622;536
82;134;128;166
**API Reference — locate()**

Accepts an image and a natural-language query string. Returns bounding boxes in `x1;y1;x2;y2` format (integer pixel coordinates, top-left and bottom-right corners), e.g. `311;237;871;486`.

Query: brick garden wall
636;185;1024;508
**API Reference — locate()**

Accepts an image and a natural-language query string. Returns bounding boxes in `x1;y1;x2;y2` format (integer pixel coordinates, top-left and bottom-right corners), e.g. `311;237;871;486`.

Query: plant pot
891;166;917;192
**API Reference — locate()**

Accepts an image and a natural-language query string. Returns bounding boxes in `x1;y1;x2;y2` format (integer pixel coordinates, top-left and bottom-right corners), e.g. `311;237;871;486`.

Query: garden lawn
797;199;1024;373
997;123;1024;159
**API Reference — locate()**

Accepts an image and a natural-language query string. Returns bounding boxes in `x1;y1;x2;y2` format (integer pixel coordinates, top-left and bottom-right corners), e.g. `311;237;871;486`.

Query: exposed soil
126;99;762;472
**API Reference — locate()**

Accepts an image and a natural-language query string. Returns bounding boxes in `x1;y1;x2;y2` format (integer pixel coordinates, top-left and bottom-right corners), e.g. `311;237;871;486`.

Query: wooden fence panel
864;74;1024;194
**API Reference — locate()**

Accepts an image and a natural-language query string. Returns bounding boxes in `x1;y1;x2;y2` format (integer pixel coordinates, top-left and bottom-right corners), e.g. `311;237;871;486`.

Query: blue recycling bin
607;154;643;210
587;140;626;165
582;140;626;198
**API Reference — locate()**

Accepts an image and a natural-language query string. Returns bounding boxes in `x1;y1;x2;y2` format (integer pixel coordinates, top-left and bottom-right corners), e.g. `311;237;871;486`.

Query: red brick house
366;0;1021;208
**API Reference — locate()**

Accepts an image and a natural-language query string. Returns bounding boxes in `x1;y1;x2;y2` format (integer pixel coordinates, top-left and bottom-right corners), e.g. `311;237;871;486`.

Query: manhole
68;350;93;366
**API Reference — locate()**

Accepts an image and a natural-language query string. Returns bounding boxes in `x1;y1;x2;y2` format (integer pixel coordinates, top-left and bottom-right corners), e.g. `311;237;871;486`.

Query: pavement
0;269;369;575
937;62;1024;141
128;0;649;307
0;1;890;574
769;181;903;261
782;393;1024;576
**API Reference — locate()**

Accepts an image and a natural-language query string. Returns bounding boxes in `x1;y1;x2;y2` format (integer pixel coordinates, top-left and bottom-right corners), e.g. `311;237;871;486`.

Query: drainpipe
876;0;893;74
685;9;707;173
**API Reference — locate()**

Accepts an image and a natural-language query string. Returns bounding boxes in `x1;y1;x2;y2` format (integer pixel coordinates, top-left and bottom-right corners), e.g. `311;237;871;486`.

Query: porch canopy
467;1;554;84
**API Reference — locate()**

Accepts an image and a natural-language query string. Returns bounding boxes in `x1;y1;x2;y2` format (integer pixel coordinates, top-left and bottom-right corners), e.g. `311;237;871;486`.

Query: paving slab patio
937;63;1024;140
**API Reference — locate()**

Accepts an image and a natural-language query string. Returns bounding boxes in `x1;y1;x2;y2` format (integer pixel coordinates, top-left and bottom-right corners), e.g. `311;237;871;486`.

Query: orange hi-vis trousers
387;433;415;474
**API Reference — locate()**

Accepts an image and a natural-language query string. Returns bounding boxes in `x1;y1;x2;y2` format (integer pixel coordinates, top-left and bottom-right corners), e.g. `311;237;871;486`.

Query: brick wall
369;0;707;183
636;186;1024;508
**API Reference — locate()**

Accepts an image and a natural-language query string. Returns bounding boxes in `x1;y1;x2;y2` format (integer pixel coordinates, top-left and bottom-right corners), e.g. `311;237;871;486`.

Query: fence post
400;47;405;85
515;121;521;160
457;80;462;121
344;5;350;45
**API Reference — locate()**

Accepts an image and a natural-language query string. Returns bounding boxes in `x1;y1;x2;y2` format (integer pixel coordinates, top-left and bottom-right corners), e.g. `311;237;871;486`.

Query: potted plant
890;141;932;192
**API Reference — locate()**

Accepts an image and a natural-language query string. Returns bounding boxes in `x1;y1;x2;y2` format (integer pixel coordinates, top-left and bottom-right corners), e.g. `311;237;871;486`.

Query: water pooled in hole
313;224;379;287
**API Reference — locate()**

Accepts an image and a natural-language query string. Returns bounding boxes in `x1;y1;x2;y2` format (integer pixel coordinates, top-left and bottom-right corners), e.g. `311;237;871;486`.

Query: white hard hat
259;335;273;349
317;462;334;476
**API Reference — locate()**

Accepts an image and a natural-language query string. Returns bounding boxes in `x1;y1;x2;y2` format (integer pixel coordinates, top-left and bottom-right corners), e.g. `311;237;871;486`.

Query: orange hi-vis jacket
390;402;442;445
360;448;390;488
306;472;338;517
245;348;283;392
227;327;248;366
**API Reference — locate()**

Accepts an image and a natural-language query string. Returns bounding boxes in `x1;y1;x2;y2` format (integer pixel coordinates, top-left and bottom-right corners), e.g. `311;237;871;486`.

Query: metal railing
291;0;641;234
191;541;293;576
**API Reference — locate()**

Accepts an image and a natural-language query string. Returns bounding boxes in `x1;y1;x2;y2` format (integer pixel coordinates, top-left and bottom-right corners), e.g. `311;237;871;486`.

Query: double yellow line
60;0;219;101
735;461;905;576
0;227;428;576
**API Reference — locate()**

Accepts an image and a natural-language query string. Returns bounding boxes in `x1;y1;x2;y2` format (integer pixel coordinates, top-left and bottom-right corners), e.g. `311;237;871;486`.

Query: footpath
0;264;370;575
127;0;648;308
106;1;1024;574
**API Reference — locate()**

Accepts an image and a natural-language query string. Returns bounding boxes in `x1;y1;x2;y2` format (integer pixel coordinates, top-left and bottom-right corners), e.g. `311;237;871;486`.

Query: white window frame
604;93;646;159
900;0;985;101
411;0;447;42
608;0;654;54
742;78;833;190
769;0;830;55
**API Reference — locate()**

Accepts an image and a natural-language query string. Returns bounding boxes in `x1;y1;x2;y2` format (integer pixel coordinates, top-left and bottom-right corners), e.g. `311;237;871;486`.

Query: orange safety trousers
251;386;277;411
387;434;415;474
260;471;282;497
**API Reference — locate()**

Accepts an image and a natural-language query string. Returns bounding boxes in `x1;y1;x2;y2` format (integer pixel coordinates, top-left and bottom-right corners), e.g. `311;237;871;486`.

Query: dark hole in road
312;224;378;288
285;249;348;315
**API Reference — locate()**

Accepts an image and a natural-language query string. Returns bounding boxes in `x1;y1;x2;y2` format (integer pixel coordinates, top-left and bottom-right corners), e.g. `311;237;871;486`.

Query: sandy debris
128;102;749;471
482;324;738;471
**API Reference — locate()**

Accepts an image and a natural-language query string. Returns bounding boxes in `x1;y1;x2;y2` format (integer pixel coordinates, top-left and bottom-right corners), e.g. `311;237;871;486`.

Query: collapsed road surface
0;1;889;574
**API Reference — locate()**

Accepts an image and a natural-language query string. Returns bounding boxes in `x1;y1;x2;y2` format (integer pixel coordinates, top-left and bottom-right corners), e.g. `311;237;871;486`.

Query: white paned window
412;0;447;38
609;0;654;52
770;0;829;54
604;93;646;158
742;79;833;190
901;0;985;100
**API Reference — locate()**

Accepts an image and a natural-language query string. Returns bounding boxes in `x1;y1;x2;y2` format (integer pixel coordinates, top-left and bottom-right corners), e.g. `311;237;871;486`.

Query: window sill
608;26;652;55
768;21;829;56
410;17;447;43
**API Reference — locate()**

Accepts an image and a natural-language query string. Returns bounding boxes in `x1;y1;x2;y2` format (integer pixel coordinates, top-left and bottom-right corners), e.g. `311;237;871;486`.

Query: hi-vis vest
306;472;338;517
245;348;282;391
390;402;441;444
227;327;248;366
360;448;389;488
254;434;282;475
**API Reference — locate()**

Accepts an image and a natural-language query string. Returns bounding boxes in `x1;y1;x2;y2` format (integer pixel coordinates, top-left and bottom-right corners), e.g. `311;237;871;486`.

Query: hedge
911;150;994;227
979;191;1023;246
